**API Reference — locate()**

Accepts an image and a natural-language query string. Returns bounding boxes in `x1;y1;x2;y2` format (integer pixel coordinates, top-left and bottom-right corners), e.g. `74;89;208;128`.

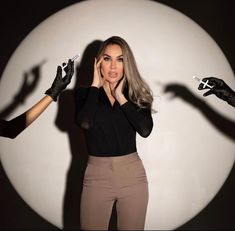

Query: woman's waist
86;142;137;157
88;151;139;166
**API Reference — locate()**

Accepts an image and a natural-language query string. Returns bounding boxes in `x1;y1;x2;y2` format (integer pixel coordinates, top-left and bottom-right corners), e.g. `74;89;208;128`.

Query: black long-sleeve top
75;86;153;157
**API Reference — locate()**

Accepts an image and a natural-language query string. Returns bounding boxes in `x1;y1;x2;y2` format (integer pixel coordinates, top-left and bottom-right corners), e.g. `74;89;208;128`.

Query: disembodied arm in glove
0;59;74;138
198;77;235;107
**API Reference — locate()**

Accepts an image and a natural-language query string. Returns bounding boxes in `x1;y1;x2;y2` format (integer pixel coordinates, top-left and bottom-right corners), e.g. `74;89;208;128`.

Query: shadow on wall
0;40;118;230
0;60;45;138
162;82;235;230
163;83;235;141
0;60;51;229
1;49;234;230
54;39;118;230
0;60;46;118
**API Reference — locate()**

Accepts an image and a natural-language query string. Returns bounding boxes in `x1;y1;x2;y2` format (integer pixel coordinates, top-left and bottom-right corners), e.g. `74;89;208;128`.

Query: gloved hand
198;77;235;106
198;77;235;107
45;59;74;101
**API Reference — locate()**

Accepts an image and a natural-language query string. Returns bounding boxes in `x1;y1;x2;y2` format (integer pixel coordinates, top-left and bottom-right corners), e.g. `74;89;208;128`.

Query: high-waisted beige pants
80;152;148;230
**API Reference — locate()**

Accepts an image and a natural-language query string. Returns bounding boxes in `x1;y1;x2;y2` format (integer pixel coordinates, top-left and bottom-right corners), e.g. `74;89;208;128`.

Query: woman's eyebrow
103;54;123;57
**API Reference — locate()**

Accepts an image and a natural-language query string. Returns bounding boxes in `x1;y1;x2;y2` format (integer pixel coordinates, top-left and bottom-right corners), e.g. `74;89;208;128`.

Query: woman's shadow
55;40;118;230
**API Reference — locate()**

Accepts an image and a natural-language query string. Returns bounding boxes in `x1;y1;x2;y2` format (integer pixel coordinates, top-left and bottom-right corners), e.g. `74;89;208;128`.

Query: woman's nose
110;60;116;69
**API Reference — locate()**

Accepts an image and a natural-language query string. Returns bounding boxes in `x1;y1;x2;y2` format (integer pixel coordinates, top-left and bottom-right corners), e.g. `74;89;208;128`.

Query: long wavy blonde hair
96;36;153;110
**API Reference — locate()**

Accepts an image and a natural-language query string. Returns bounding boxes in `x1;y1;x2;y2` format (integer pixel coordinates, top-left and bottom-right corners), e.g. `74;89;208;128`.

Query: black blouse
75;86;153;157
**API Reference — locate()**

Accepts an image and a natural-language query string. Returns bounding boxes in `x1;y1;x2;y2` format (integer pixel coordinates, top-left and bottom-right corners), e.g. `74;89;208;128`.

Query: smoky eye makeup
117;56;123;62
102;54;123;62
103;55;111;61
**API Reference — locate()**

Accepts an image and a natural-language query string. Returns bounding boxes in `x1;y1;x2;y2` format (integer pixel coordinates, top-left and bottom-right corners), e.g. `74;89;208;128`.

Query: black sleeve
75;86;99;130
0;119;9;138
121;101;153;137
228;92;235;107
0;115;27;139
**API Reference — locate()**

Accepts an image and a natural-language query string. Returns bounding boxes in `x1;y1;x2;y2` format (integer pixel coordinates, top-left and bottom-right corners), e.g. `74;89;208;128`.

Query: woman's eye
103;57;110;61
117;57;123;62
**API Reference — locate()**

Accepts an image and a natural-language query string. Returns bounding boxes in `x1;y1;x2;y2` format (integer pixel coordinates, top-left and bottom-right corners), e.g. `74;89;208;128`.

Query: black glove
198;77;235;107
45;59;74;101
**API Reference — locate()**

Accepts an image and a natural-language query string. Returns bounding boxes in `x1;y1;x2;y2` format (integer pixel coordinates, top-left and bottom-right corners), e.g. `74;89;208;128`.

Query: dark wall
0;0;234;230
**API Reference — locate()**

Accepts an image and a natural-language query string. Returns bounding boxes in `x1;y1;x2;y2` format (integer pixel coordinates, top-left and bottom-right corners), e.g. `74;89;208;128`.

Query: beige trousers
80;152;148;230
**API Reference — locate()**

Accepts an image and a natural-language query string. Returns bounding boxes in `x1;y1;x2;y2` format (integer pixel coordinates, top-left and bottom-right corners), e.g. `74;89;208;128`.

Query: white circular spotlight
0;0;234;229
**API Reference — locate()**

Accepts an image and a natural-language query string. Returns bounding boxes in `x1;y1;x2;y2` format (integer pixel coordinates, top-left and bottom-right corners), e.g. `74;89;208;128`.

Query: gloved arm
0;96;53;138
198;77;235;107
0;60;75;138
45;59;74;101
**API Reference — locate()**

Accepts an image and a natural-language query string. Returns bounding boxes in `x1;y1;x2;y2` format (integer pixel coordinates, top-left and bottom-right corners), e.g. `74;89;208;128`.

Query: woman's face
100;44;124;85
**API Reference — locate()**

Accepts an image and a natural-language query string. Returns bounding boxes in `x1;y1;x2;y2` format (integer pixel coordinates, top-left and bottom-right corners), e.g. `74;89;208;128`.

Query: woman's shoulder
75;86;90;100
75;86;101;100
75;86;91;93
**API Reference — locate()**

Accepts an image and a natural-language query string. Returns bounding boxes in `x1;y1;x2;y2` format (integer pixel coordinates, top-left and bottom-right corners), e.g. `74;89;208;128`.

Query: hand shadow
0;60;46;118
163;83;235;142
0;60;45;138
54;40;107;230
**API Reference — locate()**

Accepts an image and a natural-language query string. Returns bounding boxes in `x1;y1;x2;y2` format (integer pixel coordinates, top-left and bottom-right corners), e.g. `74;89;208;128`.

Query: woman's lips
108;72;118;78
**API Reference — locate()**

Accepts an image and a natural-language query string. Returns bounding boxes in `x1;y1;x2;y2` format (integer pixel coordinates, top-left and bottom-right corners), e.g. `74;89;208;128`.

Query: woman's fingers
116;77;125;91
92;57;103;88
97;57;103;66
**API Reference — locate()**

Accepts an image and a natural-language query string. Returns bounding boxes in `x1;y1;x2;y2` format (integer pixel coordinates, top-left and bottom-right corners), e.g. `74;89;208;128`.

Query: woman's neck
103;81;117;94
103;81;117;106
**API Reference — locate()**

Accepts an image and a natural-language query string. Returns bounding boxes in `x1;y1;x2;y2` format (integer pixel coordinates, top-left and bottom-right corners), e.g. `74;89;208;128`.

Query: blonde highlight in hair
97;36;154;110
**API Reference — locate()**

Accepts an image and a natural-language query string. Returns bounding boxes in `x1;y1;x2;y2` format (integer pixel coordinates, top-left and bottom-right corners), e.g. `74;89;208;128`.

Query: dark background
0;0;234;230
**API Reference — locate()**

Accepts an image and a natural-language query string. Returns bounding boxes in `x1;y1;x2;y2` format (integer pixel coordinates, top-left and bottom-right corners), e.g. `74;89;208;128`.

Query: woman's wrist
91;82;100;88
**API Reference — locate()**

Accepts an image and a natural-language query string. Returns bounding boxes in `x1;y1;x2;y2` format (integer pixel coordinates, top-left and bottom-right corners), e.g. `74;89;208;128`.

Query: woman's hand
112;77;127;105
91;58;103;88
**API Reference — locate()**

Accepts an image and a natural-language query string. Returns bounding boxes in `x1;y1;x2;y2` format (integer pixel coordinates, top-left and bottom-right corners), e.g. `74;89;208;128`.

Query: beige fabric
80;152;148;230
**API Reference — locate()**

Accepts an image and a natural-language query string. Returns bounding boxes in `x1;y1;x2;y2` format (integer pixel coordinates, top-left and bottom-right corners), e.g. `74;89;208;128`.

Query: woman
76;36;153;230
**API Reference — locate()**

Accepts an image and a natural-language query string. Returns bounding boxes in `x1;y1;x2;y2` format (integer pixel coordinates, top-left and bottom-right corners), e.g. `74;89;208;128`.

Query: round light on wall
0;0;234;229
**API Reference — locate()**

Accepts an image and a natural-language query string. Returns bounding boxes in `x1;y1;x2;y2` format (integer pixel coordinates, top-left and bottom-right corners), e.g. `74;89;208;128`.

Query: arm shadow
0;60;45;138
163;83;235;142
